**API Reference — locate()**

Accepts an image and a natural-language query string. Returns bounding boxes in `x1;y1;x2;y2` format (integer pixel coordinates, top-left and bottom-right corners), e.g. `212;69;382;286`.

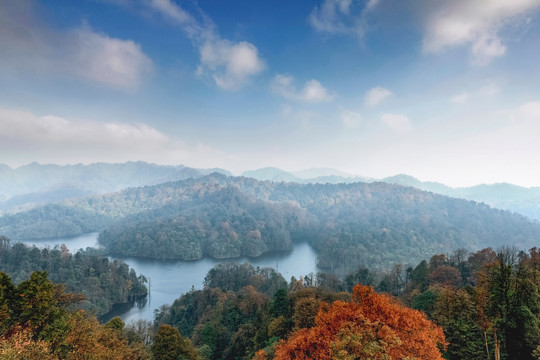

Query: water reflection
21;233;318;323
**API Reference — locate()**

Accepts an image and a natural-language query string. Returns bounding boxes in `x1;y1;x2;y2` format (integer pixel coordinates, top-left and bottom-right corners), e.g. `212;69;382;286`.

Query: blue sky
1;0;540;186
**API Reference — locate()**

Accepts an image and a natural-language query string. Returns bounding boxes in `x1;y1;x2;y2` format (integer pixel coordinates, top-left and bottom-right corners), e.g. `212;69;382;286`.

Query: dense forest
0;271;156;359
0;236;147;316
152;262;445;360
153;246;540;360
0;267;444;360
2;174;540;273
4;245;540;359
99;187;311;260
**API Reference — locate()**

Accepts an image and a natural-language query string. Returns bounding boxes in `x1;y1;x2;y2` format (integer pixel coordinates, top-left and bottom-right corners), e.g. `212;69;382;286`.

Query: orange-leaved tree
272;285;446;360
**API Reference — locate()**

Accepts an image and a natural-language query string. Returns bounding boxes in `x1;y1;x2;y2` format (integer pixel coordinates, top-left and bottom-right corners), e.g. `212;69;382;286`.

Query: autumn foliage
0;271;151;360
272;285;446;360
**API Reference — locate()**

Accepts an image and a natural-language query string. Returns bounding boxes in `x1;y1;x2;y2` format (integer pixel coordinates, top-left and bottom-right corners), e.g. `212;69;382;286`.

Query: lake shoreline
21;233;319;323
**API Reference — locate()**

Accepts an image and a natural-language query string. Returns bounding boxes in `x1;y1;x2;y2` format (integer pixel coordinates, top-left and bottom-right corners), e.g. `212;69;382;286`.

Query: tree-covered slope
382;174;540;221
0;203;113;239
0;271;153;359
0;236;147;316
99;187;311;260
1;174;539;271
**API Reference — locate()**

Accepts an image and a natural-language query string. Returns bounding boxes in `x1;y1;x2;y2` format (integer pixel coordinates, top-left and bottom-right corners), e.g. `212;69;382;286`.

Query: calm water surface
21;233;318;323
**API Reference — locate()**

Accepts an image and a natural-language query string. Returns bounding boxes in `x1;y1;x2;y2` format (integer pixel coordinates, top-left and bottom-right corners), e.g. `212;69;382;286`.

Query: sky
1;0;540;187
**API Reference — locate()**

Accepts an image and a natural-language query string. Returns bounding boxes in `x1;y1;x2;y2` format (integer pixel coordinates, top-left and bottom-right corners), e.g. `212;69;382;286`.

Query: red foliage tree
273;285;446;360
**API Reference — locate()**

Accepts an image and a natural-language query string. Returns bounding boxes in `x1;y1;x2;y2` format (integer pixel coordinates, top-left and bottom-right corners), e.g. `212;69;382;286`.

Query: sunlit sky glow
1;0;540;187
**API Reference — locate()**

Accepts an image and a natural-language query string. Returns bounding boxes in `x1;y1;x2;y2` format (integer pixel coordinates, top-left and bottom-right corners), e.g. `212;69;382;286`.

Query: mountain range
1;162;540;222
243;168;540;221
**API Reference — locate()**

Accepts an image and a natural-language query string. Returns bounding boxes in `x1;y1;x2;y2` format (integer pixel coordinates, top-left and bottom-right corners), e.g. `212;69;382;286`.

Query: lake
20;233;318;323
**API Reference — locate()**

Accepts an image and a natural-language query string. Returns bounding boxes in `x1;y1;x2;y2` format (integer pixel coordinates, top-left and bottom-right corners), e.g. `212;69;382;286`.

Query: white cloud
423;0;540;65
340;109;362;128
450;84;500;104
145;0;265;90
0;2;152;89
478;84;500;97
70;28;153;89
470;36;506;66
364;87;393;106
197;40;266;90
366;0;380;12
380;113;413;133
450;92;470;104
309;0;379;38
517;101;540;118
272;74;336;103
302;80;336;102
148;0;194;25
273;75;295;96
0;108;166;145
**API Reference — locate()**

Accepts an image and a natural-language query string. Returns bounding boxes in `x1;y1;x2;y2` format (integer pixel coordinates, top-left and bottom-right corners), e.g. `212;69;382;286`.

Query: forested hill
1;174;539;271
382;174;540;221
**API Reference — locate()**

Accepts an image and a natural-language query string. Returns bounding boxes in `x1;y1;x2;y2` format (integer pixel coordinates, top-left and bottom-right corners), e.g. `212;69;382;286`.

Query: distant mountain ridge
2;162;540;223
241;168;540;222
241;167;372;184
0;162;230;213
380;174;540;221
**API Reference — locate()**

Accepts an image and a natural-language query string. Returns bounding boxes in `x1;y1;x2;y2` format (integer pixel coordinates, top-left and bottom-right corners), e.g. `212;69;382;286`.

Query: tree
0;271;151;360
152;324;199;360
65;310;151;360
0;326;58;360
273;285;446;360
344;266;374;291
431;286;486;360
429;266;462;287
474;247;540;360
271;289;290;318
17;271;58;329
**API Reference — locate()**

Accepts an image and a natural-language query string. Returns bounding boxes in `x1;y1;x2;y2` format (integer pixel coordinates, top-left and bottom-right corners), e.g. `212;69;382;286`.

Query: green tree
484;247;540;360
270;289;290;318
152;324;199;360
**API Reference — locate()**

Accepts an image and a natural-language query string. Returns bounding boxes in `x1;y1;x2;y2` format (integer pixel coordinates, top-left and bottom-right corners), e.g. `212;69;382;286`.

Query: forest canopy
0;236;147;316
3;175;538;273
